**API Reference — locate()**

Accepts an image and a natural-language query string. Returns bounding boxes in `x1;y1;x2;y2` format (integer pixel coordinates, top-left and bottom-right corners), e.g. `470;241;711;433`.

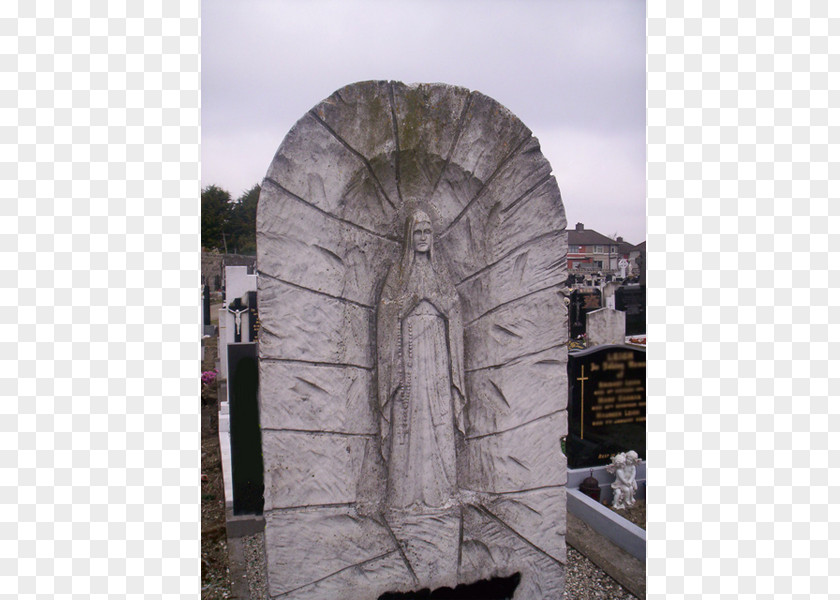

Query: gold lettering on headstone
585;353;646;429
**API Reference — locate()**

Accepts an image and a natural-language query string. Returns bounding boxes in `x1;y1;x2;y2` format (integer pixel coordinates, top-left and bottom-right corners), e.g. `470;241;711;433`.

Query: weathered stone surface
393;83;471;158
312;81;397;162
488;175;567;262
457;230;567;324
461;504;565;600
258;280;373;368
265;113;372;219
417;92;532;229
384;508;461;590
392;83;471;203
272;551;413;600
464;411;568;494
264;507;407;596
428;93;532;226
262;430;372;510
464;286;567;371
257;182;399;307
310;81;406;224
440;137;563;280
258;81;568;600
258;361;375;435
586;307;626;346
466;345;567;437
482;487;567;562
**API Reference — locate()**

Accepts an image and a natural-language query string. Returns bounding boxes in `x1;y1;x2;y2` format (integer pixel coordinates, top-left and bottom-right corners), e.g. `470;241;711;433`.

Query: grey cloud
202;0;645;242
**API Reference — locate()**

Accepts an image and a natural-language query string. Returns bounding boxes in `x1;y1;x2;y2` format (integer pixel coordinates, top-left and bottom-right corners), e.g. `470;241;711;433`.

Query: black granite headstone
567;344;646;468
228;342;264;515
203;284;211;327
247;291;258;342
569;288;602;339
615;285;645;336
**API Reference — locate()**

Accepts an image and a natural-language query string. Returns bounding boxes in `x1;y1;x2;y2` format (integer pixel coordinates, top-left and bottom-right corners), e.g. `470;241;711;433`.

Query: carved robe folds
377;212;466;509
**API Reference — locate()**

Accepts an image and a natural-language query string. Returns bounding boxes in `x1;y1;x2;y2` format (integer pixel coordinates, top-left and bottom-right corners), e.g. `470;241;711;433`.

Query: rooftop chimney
575;222;584;232
617;236;623;243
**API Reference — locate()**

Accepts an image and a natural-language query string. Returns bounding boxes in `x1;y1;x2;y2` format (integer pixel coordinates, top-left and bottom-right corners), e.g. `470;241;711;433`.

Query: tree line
201;184;259;255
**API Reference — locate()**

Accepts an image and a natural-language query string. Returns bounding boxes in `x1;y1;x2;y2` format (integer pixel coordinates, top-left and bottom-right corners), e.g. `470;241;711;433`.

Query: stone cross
618;258;628;279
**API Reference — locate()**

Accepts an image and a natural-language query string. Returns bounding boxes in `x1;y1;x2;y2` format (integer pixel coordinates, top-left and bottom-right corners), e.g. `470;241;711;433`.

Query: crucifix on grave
228;297;249;342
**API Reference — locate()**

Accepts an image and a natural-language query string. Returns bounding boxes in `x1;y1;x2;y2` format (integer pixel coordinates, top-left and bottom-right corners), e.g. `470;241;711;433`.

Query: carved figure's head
411;211;432;253
402;210;434;266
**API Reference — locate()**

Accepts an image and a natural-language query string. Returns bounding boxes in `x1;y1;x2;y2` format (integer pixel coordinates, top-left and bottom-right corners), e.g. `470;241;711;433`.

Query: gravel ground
237;532;639;600
563;546;640;599
242;532;268;600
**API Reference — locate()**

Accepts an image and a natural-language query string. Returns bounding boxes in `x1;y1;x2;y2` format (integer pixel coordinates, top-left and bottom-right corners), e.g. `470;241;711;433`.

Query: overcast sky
202;0;646;245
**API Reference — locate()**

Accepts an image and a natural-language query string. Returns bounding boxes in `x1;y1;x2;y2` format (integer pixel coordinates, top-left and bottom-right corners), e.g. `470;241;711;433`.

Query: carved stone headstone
257;81;568;599
586;307;626;346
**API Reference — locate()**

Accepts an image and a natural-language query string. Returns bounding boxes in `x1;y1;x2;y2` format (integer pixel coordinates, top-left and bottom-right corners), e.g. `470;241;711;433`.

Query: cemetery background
7;4;835;600
198;236;647;599
200;89;648;597
200;3;641;596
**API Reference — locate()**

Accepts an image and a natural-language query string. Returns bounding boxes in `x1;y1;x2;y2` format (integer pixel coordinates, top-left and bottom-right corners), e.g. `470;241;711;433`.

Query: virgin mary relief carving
377;210;466;509
259;81;568;600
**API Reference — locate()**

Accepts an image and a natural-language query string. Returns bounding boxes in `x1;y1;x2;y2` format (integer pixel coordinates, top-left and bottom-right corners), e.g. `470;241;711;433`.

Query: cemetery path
202;335;233;599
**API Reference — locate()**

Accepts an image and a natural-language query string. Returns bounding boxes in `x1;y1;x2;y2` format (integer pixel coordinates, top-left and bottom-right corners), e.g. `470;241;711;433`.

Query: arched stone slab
258;81;568;600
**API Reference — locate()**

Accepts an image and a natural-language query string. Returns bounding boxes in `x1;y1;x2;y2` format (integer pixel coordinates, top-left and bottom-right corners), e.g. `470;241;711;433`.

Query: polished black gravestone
228;342;264;515
203;284;213;336
247;290;258;342
567;345;646;468
569;288;602;339
615;285;645;336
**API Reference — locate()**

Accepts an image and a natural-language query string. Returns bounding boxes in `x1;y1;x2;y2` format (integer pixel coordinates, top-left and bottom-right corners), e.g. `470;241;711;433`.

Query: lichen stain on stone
398;85;456;153
398;89;428;149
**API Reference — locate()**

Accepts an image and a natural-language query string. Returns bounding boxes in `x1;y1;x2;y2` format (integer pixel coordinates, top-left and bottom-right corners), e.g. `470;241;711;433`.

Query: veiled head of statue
411;211;432;254
403;210;434;263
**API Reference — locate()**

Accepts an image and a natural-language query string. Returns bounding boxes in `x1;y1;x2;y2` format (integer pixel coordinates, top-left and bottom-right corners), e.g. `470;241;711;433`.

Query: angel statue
606;450;640;509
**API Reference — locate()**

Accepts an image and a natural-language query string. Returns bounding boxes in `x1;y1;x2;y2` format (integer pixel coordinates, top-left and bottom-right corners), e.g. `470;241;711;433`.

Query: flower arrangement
201;370;218;385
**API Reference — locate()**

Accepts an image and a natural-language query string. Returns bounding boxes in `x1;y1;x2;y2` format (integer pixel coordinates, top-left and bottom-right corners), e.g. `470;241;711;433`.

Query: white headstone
586;307;626;346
